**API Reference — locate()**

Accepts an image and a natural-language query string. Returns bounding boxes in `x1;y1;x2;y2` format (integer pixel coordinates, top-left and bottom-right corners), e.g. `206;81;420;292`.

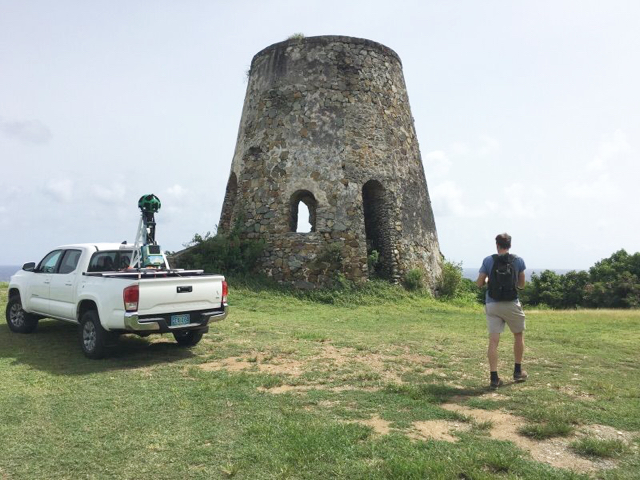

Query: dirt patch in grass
581;424;636;443
257;385;313;394
348;415;392;436
202;343;435;385
199;353;305;376
409;419;469;442
559;385;596;401
199;357;255;372
257;384;380;394
439;403;626;473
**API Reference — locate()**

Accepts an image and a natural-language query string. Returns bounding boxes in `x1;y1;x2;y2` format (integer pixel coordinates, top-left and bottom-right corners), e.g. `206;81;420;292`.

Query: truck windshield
88;250;135;272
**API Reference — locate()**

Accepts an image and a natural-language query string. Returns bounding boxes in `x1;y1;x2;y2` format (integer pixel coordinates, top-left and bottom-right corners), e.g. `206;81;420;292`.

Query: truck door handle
177;286;192;293
65;283;73;286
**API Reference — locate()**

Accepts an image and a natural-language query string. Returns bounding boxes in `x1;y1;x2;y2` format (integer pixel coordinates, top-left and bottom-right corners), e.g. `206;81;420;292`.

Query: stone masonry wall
220;36;442;288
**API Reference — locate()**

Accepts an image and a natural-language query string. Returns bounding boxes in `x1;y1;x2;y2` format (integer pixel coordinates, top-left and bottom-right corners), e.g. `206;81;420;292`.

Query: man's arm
517;271;525;289
476;272;487;288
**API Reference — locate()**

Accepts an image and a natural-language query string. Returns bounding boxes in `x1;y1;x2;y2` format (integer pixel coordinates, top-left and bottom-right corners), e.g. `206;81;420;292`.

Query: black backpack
488;254;518;301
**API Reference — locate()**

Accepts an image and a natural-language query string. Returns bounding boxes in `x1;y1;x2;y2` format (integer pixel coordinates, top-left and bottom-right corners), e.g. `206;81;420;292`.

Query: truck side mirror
22;262;36;272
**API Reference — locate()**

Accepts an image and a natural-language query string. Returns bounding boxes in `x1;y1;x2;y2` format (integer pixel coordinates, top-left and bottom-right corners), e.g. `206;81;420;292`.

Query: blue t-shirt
480;254;526;303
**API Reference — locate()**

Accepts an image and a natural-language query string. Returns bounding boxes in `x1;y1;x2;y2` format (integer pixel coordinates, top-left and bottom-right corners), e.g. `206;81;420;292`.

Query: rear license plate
170;314;190;326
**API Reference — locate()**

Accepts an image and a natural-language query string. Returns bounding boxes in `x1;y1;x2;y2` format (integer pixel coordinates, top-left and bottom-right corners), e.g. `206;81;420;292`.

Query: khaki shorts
485;300;526;334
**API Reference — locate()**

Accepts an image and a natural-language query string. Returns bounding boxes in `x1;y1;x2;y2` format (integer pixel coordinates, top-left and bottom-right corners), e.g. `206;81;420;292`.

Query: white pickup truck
5;243;228;358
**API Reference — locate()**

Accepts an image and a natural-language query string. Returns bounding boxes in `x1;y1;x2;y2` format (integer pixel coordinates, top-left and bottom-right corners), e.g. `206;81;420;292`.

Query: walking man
476;233;528;389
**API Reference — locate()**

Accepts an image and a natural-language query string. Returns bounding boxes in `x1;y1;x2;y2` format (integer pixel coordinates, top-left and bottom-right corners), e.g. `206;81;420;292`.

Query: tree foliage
522;249;640;309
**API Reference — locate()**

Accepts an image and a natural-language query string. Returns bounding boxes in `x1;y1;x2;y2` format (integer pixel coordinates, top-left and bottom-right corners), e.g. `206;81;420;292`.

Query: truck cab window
89;252;116;272
58;250;82;274
36;250;63;273
88;251;134;272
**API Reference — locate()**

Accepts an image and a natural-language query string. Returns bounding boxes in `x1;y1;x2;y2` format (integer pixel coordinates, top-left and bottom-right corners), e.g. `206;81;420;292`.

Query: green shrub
403;268;423;291
172;222;264;275
367;249;380;276
438;260;463;298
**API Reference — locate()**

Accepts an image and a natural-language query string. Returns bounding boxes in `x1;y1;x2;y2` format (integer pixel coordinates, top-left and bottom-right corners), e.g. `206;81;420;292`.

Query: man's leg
488;333;500;372
513;331;527;381
513;332;524;363
486;304;505;388
504;301;527;382
513;331;524;364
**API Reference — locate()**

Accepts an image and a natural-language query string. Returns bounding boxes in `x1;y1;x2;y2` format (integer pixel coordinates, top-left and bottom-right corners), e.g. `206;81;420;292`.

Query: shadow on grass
384;381;489;404
0;320;196;375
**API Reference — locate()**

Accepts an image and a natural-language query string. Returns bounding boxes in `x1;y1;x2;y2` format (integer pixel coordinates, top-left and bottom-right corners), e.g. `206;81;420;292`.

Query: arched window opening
362;180;391;279
219;172;238;233
290;190;317;233
297;202;312;233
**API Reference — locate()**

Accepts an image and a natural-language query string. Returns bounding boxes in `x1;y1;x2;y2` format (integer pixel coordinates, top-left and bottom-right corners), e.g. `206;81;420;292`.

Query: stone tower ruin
219;35;442;288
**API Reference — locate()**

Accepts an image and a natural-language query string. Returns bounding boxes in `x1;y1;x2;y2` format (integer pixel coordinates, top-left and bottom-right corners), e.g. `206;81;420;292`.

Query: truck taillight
222;281;228;304
123;285;139;312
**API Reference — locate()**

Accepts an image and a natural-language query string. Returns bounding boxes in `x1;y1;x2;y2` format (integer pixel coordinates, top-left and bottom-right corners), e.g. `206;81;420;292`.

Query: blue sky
1;0;639;270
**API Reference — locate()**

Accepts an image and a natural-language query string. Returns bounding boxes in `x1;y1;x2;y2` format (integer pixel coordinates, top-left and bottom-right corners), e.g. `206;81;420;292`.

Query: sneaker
490;378;504;389
513;370;528;382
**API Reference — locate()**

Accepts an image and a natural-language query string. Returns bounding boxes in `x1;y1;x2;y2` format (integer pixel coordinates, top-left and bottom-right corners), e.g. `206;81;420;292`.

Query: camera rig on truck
129;194;165;269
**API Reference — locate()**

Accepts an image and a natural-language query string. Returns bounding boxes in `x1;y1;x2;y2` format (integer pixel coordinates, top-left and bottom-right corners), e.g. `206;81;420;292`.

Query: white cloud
166;184;187;198
477;135;500;157
450;142;470;156
0;118;52;145
93;184;127;204
587;130;631;171
564;174;617;200
502;183;546;218
0;206;8;227
45;179;73;203
431;181;485;218
423;150;451;177
0;185;22;200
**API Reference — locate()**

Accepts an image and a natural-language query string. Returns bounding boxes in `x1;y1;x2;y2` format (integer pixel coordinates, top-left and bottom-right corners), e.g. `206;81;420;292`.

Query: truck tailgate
137;275;224;316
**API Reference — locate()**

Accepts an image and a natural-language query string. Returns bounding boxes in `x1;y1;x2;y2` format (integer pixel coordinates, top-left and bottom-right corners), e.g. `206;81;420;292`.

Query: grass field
1;281;639;479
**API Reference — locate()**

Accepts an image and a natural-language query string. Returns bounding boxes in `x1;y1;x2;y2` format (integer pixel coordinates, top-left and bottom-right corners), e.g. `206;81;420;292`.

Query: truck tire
79;310;113;359
6;295;39;333
173;330;203;347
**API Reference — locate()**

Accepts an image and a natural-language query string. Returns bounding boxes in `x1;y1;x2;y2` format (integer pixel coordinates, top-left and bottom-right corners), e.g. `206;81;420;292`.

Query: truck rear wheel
79;310;115;359
173;330;203;347
6;295;39;334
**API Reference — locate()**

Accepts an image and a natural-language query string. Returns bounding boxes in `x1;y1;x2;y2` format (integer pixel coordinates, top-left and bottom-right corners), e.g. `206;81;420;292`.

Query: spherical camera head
138;194;161;213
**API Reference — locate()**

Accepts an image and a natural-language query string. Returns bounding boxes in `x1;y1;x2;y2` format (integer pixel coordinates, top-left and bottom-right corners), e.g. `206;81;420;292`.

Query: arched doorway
362;180;392;279
219;172;238;233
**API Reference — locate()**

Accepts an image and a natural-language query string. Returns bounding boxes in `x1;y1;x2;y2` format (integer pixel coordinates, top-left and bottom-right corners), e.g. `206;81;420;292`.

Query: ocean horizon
1;266;21;282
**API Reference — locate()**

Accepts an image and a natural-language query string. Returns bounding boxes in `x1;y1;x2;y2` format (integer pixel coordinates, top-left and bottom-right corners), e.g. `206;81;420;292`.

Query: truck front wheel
79;310;114;359
173;330;203;347
6;295;39;333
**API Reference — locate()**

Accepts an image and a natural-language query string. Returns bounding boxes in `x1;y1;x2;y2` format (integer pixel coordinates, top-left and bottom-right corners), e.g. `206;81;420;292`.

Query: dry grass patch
200;342;437;387
409;419;469;442
198;353;305;376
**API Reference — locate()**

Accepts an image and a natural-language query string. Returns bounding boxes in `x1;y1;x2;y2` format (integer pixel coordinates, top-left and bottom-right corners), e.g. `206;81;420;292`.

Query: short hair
495;233;512;249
